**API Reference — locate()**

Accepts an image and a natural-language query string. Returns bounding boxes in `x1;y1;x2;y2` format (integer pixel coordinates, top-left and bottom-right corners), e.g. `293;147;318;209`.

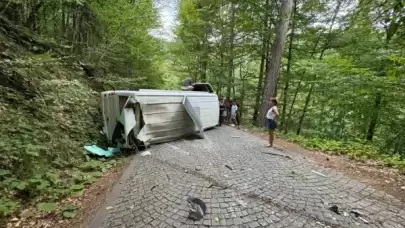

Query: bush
279;133;405;170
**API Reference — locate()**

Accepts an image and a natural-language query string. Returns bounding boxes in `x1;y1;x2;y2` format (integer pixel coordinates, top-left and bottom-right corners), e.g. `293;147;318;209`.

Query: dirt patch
6;159;129;228
246;129;405;202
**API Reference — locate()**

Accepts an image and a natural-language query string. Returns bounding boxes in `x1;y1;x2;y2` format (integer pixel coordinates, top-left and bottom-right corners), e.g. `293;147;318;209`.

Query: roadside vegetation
1;0;405;225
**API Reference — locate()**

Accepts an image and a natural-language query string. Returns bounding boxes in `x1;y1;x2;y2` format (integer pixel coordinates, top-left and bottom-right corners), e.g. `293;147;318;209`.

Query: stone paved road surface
88;127;405;228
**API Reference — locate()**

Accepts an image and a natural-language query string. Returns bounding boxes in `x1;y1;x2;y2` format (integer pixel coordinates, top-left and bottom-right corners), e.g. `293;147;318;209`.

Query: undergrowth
244;125;405;173
0;34;124;222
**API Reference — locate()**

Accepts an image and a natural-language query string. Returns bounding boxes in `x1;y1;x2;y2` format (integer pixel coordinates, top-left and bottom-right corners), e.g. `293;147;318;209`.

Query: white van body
101;86;219;149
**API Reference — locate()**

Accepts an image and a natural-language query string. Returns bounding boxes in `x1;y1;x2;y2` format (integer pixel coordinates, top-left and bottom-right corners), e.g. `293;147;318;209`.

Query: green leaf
70;190;84;197
70;184;84;191
0;169;11;176
37;203;58;212
62;211;76;218
61;204;79;212
11;181;28;190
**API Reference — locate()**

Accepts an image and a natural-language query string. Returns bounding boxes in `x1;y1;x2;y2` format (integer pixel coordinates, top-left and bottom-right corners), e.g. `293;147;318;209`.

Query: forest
0;0;405;223
172;0;405;165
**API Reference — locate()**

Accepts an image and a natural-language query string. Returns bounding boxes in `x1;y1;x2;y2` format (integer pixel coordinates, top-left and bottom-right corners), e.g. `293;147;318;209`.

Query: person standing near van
218;99;225;126
230;101;239;127
181;78;194;91
266;98;279;147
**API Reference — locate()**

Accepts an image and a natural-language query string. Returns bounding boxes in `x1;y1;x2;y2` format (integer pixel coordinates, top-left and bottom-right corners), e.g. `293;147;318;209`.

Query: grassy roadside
243;124;405;174
0;28;128;224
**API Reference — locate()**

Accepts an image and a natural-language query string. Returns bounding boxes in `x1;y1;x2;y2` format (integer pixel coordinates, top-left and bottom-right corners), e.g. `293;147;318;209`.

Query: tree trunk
366;91;382;140
200;29;209;82
284;73;303;134
296;83;313;135
280;0;297;130
258;0;293;126
240;64;246;119
226;2;235;98
366;1;403;141
252;0;270;122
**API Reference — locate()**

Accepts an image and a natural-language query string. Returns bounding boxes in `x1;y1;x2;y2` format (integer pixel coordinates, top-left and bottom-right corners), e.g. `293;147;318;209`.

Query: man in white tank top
266;98;279;147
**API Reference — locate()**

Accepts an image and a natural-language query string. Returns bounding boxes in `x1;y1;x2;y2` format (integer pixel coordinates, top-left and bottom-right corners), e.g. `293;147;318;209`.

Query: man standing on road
230;101;239;127
266;98;279;147
181;77;194;91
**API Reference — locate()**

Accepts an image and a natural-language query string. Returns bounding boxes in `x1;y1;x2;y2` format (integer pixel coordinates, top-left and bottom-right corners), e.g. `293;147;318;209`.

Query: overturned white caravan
101;83;219;149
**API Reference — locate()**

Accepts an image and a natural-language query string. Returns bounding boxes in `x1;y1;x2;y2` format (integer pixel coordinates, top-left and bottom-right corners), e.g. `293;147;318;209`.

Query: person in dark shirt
181;78;194;91
218;98;225;126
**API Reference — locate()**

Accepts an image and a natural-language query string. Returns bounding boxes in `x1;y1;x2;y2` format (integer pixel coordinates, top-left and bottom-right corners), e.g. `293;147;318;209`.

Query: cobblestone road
89;127;405;228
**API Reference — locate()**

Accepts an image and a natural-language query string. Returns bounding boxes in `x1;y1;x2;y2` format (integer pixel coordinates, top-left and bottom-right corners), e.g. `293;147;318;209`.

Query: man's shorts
267;119;277;131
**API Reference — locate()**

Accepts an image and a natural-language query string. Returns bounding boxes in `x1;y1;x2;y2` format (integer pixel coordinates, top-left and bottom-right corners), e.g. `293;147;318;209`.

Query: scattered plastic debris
311;170;327;177
358;217;369;224
235;198;247;208
215;217;220;222
105;206;113;210
195;167;202;171
343;212;349;217
225;165;233;170
350;210;369;224
186;197;206;221
84;145;120;157
329;205;340;215
141;151;151;156
401;186;405;190
350;210;361;217
262;151;292;159
230;136;240;138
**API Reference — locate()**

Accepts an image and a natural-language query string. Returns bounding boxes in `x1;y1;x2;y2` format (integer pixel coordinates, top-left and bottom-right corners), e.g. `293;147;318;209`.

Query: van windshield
193;84;213;93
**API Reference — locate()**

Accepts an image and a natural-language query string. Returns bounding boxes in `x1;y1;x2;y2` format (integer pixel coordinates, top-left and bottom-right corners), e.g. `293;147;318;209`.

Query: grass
243;124;405;174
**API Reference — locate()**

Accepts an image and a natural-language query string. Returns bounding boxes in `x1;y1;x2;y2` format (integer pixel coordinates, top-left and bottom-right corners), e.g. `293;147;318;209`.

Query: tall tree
258;0;294;125
280;0;297;130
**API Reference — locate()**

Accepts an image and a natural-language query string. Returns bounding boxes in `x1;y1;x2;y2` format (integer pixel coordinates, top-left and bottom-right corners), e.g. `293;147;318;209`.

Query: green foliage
62;210;77;219
172;0;405;168
37;203;58;212
0;0;152;220
280;133;405;171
